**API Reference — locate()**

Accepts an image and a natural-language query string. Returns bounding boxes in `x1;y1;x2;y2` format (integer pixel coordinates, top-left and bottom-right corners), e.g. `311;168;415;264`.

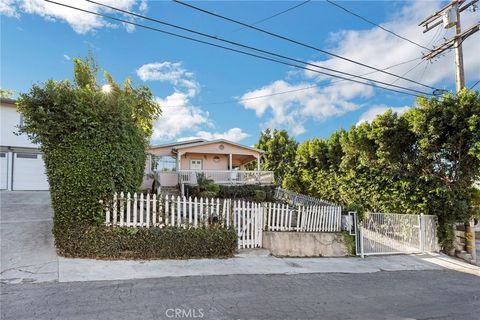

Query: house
0;98;49;190
143;139;274;191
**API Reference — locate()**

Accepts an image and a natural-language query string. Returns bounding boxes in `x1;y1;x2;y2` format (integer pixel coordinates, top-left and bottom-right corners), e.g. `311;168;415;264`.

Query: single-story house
0;98;49;191
142;139;274;190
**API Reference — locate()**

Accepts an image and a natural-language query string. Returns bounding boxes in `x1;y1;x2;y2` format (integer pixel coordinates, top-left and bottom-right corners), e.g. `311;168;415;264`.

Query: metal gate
356;212;439;257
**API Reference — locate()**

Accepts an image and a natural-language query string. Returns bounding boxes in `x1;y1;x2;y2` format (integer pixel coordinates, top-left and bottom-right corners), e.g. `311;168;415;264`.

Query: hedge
185;184;276;202
58;225;238;259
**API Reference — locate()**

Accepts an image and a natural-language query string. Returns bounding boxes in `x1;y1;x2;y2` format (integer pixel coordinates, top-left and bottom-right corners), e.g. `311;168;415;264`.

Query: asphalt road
2;270;479;320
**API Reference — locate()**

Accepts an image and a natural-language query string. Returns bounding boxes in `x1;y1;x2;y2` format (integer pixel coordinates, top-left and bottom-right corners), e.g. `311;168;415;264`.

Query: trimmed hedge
185;184;276;202
58;225;238;259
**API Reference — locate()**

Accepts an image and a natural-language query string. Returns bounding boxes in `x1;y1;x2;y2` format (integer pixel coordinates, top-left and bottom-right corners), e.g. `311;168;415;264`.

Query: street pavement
2;270;479;320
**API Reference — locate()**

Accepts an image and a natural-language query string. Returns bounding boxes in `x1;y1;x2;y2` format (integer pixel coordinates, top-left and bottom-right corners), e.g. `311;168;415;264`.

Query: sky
1;0;479;146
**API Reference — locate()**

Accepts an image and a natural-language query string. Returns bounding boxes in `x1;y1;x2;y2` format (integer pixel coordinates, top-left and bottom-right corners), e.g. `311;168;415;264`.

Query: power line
173;0;439;91
228;0;311;33
470;79;480;89
46;0;428;98
390;59;426;85
326;0;430;50
82;0;432;96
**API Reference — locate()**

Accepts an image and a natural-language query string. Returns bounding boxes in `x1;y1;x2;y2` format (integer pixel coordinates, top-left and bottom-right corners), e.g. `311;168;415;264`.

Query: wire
390;60;426;85
83;0;432;96
46;0;428;98
470;79;480;89
326;0;430;51
228;0;311;33
173;0;438;91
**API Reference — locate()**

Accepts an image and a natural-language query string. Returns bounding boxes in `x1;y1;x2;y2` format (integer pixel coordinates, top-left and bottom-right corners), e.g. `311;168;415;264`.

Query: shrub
254;189;267;202
17;56;161;256
62;225;238;259
217;185;276;202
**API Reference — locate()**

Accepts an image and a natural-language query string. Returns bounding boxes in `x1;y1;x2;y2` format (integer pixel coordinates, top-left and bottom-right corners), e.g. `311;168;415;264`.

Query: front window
152;155;177;172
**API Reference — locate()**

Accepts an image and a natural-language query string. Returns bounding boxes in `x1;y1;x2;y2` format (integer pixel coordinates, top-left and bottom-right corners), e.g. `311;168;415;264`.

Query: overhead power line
228;0;311;33
173;0;439;91
470;79;480;89
46;0;428;98
83;0;432;96
326;0;431;50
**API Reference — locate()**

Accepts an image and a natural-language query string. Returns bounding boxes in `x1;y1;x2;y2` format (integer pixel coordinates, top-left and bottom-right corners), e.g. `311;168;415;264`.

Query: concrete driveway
0;191;58;283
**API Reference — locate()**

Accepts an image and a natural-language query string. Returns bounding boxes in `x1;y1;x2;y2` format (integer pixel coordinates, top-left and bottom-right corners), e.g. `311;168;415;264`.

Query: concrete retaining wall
263;231;348;257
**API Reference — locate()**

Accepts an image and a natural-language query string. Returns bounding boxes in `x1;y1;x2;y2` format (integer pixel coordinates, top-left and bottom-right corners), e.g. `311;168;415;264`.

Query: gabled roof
0;98;17;106
149;139;206;149
173;139;265;154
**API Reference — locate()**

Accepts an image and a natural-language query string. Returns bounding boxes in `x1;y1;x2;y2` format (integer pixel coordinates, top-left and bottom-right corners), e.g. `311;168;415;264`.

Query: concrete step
235;249;271;258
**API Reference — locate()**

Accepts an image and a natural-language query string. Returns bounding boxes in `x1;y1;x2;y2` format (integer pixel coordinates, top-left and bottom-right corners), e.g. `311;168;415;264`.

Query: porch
177;169;274;185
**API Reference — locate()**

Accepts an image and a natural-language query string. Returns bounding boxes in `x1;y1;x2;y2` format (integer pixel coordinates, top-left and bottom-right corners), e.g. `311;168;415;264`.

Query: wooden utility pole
419;0;479;92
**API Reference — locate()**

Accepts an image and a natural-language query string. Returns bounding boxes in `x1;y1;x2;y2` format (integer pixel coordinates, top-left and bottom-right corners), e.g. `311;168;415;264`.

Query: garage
12;152;49;191
0;152;7;190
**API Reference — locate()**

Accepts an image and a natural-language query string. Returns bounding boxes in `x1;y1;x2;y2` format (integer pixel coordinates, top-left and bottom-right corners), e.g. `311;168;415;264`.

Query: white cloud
1;0;147;34
239;1;479;135
63;54;70;61
142;61;211;141
178;128;250;143
137;61;199;97
0;0;19;18
152;92;211;140
240;80;362;135
357;105;411;125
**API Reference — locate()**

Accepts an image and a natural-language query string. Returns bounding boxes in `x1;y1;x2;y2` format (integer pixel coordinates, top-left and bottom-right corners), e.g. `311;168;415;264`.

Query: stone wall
263;232;349;257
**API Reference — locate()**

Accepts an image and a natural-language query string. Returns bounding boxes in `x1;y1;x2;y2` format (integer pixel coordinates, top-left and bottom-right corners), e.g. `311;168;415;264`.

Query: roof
173;139;265;154
149;139;206;149
0;97;17;106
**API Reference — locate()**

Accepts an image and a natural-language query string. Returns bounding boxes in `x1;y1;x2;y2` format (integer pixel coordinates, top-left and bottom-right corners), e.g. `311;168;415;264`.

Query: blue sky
1;0;479;146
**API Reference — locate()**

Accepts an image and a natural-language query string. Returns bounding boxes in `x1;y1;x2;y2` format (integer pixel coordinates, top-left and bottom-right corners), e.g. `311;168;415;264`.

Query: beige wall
180;153;229;170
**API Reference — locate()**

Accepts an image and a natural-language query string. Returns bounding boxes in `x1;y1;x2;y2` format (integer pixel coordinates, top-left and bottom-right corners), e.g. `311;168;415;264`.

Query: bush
17;56;161;256
185;184;276;202
60;225;237;259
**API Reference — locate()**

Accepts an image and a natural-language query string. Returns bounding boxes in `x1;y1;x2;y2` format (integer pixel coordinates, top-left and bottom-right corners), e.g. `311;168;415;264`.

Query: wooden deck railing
178;170;274;185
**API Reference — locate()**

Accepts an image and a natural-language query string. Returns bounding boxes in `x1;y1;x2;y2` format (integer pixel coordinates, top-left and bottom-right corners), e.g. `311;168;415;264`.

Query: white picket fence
103;192;231;228
265;202;342;232
102;193;343;249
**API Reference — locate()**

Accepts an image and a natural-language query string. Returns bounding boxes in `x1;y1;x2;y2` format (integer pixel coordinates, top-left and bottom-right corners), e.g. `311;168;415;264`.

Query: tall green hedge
17;57;161;256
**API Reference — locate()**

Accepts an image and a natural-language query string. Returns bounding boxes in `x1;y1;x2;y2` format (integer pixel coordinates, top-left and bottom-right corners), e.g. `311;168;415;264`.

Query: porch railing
178;170;274;185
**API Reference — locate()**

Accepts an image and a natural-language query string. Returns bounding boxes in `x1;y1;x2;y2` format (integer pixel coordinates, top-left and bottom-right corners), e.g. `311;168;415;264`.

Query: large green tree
17;56;161;255
265;90;480;250
254;128;298;185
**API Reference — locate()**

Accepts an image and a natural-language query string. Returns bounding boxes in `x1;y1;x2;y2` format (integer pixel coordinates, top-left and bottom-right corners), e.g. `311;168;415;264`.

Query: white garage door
12;153;49;191
0;152;7;190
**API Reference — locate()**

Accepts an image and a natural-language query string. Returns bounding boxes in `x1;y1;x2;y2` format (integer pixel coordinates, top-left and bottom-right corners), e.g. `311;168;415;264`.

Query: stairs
160;186;181;198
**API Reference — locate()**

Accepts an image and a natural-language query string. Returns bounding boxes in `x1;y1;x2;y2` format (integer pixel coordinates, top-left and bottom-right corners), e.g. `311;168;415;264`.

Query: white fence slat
133;193;138;226
139;193;144;227
152;194;157;226
126;193;131;227
194;197;198;228
146;193;150;228
165;195;169;226
105;200;110;225
170;195;175;227
296;205;301;231
113;192;118;226
119;192;124;226
177;196;182;228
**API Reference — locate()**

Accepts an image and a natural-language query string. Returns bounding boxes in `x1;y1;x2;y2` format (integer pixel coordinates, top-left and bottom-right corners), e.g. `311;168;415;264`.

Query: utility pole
419;0;479;93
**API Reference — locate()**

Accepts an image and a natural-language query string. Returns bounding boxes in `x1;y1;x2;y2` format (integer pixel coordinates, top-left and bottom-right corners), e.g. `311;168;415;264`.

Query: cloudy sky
1;0;479;145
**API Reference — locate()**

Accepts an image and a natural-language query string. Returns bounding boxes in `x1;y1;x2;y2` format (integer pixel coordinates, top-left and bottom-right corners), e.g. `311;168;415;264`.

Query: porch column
177;152;181;171
229;153;232;170
257;155;261;171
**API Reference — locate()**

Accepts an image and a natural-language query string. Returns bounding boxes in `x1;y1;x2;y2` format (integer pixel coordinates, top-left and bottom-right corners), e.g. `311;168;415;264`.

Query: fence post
359;225;365;258
419;213;425;253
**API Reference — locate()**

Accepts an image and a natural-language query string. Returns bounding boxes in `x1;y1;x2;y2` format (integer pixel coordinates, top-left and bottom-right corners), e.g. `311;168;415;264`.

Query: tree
17;56;161;255
254;128;298;185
